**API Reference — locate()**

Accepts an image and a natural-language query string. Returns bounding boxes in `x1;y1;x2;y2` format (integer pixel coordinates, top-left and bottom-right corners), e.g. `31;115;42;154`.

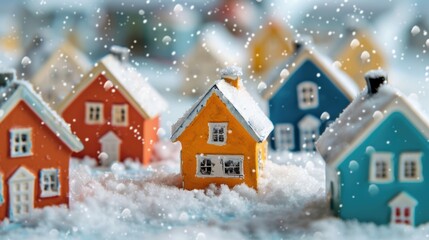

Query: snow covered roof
0;80;83;152
261;45;359;100
192;23;246;65
171;75;274;142
316;84;429;167
58;54;167;119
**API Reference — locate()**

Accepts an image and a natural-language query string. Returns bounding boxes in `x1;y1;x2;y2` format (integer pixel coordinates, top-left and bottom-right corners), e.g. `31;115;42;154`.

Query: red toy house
57;47;167;166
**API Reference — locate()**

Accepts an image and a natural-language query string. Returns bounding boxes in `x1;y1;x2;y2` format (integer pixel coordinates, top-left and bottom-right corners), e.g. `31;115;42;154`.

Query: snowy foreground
0;142;427;239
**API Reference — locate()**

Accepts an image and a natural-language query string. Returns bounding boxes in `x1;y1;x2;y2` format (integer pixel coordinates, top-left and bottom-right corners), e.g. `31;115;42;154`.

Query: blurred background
0;0;428;128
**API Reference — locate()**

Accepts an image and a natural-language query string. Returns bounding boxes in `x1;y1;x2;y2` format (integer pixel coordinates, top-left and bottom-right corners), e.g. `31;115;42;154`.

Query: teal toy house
317;70;429;226
261;43;358;152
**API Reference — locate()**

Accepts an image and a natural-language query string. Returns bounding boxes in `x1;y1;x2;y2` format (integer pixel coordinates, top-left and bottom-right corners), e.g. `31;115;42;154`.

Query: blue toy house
317;70;429;226
261;44;358;152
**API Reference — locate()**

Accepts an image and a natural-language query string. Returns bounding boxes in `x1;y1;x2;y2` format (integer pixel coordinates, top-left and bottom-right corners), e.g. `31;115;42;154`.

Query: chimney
220;66;243;89
293;35;312;53
365;70;387;95
0;69;16;87
110;45;130;63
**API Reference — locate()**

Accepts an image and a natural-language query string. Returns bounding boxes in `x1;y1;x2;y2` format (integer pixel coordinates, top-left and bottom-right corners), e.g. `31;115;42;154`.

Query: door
8;167;35;221
388;192;417;226
99;131;122;166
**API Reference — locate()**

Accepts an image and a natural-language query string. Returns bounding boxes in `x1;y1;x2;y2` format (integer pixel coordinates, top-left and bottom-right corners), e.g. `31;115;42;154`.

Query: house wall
177;94;260;190
335;32;386;89
250;23;294;76
337;111;429;226
0;101;71;220
268;59;351;151
61;74;154;165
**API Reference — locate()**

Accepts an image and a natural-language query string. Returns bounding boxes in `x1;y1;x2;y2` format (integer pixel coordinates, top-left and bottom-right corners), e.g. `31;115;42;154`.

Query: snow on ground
0;145;429;240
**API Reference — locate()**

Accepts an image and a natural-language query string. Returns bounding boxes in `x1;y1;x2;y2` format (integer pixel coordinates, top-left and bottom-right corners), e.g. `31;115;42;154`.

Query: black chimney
365;70;387;95
0;70;16;87
110;45;130;63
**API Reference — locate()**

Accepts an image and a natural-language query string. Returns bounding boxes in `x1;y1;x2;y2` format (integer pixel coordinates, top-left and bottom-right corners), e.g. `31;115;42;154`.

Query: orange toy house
57;47;167;166
0;71;83;221
171;66;273;190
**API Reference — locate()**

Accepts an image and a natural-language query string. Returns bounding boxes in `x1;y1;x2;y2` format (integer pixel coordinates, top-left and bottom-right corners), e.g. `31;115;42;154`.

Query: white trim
389;192;417;226
0;173;4;205
39;169;60;198
196;154;244;178
275;123;294;151
369;152;394;183
399;152;423;182
111;104;129;127
298;115;320;152
297;81;319;110
85;102;104;125
8;167;35;221
208;123;228;146
10;128;32;158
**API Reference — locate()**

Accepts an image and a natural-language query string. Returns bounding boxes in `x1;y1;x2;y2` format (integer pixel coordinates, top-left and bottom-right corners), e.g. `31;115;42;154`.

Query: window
39;169;60;198
10;128;32;157
399;152;422;182
275;124;294;151
112;104;129;126
85;102;104;124
224;159;242;176
298;115;320;152
297;82;319;109
369;152;393;183
196;155;244;178
208;123;228;145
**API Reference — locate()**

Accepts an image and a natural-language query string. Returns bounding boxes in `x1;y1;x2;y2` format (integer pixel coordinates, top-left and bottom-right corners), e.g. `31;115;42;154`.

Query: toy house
248;17;295;78
317;70;429;226
181;23;246;96
261;43;359;152
171;66;273;190
332;26;387;89
57;46;167;166
16;34;91;107
0;71;83;221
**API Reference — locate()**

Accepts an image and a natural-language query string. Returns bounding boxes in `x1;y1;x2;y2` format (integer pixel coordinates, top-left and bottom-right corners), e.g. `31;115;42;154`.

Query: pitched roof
0;80;83;152
57;54;168;119
171;78;274;142
261;45;359;100
316;84;429;167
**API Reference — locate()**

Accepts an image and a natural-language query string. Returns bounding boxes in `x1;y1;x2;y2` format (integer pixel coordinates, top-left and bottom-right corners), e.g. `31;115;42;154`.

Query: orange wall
0;101;71;220
62;74;158;165
251;23;294;76
177;93;261;190
336;32;386;89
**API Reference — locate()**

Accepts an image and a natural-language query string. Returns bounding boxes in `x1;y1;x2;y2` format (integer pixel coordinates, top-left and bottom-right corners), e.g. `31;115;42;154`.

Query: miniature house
181;23;246;96
248;18;295;79
16;34;91;107
57;46;167;166
332;26;387;89
171;66;273;190
261;43;359;152
317;70;429;226
0;71;83;221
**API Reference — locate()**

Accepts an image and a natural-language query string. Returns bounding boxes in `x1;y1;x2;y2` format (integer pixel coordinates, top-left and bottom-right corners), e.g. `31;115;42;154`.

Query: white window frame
399;152;423;182
369;152;394;183
112;104;129;126
208;123;228;146
196;155;244;178
10;128;32;158
85;102;104;124
39;169;60;198
275;123;294;151
297;81;319;110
